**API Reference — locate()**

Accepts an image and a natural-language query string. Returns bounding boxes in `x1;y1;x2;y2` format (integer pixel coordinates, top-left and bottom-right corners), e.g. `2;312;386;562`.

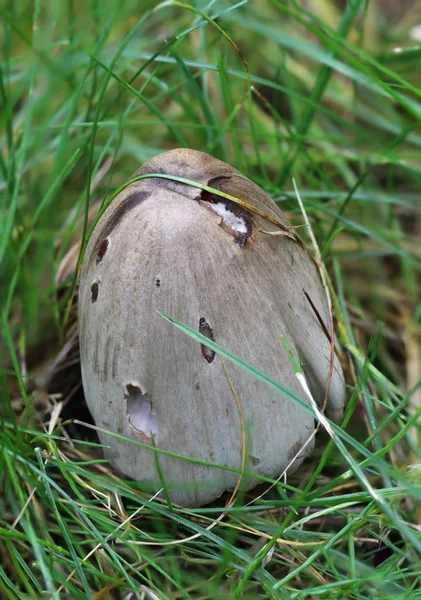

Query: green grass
1;0;421;598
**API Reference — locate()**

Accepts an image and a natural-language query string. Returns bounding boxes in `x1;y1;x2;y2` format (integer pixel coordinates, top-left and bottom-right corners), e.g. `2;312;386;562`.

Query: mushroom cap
78;149;346;507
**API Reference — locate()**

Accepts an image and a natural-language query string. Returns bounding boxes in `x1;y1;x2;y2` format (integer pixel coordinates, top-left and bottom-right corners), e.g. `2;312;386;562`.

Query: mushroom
78;149;346;507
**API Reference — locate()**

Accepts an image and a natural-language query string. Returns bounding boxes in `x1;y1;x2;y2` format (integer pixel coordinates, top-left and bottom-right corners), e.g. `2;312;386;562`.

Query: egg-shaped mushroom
78;149;345;507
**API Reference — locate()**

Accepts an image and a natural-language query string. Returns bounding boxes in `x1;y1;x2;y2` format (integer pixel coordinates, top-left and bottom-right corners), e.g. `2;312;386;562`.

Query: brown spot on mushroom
96;238;109;264
91;281;99;303
103;335;111;380
90;191;151;269
102;191;151;237
250;455;260;466
125;383;158;437
92;330;100;374
288;439;306;461
207;175;230;190
199;318;215;363
112;343;119;378
155;278;160;288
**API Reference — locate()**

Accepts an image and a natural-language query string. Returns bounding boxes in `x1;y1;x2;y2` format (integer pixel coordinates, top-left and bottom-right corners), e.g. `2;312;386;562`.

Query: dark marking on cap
96;238;109;264
200;176;229;203
89;190;151;269
112;342;119;379
103;335;111;380
304;290;331;342
288;439;306;461
155;278;160;288
199;318;215;363
93;330;100;375
91;281;99;303
207;175;230;190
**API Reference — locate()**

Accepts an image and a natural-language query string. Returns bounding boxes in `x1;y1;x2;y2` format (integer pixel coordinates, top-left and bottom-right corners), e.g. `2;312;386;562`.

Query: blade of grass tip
321;226;345;261
275;0;365;186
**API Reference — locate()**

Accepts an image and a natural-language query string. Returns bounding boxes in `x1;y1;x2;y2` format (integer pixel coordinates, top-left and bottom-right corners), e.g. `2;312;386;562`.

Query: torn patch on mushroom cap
210;202;248;233
125;383;158;437
201;190;253;245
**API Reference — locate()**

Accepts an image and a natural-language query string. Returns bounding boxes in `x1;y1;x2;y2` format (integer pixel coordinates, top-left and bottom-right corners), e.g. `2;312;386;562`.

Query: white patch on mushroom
210;202;248;234
125;384;158;436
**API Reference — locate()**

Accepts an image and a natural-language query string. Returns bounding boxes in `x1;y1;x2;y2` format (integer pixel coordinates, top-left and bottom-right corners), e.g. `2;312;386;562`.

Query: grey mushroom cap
78;149;346;507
